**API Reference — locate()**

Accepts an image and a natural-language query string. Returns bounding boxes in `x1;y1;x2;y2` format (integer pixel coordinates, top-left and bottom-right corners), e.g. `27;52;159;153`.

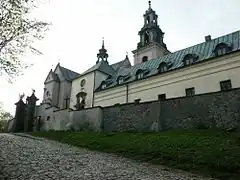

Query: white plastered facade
94;52;240;107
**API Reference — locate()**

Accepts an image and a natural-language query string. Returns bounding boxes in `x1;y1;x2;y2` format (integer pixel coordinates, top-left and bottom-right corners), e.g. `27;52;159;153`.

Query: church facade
36;1;240;124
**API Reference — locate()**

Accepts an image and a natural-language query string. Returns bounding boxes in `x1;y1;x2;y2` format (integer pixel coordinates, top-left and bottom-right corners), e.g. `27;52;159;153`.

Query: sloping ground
0;133;213;180
30;130;240;180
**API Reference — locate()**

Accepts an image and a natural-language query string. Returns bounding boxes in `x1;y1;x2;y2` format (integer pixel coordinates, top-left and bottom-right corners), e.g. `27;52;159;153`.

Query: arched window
142;56;148;62
214;43;232;56
136;70;144;80
183;54;198;66
46;91;50;97
158;62;168;73
144;32;150;44
146;16;150;24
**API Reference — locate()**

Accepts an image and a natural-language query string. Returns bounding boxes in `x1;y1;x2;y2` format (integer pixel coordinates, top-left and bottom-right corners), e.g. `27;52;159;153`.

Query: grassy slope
31;130;240;179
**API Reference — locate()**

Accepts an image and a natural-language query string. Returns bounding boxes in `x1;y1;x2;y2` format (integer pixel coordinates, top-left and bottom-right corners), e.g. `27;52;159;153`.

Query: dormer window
137;72;144;79
214;43;232;56
216;48;227;56
158;62;168;73
101;83;107;89
136;70;144;80
118;76;124;84
183;54;198;66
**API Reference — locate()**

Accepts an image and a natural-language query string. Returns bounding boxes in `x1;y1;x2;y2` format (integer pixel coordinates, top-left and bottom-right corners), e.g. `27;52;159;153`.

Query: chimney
205;35;211;42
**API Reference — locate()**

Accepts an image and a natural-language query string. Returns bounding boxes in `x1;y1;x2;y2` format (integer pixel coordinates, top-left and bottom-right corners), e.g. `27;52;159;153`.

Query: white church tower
132;1;170;65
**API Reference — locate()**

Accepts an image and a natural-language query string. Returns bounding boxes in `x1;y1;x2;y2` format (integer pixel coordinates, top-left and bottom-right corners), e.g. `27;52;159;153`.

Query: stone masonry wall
160;88;240;130
69;107;103;132
37;88;240;132
102;101;160;132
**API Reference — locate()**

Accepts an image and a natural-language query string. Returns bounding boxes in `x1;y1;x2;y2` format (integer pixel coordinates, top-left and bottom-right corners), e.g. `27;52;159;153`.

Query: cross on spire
148;1;151;9
102;37;105;48
125;51;129;60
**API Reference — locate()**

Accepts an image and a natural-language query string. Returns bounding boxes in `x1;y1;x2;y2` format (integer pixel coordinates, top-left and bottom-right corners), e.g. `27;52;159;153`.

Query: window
216;47;227;56
118;76;124;84
101;83;107;89
46;116;50;121
136;71;144;80
46;91;50;97
158;63;168;73
185;58;194;65
183;54;198;66
220;80;232;91
158;94;166;101
134;99;141;104
214;43;231;56
185;87;195;97
146;16;150;24
142;56;148;62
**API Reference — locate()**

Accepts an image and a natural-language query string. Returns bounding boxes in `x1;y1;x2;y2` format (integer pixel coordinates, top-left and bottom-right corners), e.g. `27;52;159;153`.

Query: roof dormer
183;53;199;66
213;42;232;57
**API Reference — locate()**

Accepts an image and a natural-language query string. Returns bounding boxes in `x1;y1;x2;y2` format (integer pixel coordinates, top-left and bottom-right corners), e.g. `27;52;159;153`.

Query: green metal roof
96;30;240;91
59;65;79;81
79;60;116;77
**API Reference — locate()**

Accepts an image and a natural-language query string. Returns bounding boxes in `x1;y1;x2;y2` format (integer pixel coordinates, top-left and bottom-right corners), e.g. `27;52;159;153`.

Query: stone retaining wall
39;88;240;132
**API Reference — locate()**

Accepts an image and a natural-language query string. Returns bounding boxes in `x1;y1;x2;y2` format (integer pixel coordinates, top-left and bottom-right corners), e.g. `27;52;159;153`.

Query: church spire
96;37;109;64
136;1;167;49
132;1;170;65
148;1;151;9
102;37;105;48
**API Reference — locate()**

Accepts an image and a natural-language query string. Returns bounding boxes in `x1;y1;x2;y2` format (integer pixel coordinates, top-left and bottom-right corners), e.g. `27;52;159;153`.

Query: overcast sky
0;0;240;115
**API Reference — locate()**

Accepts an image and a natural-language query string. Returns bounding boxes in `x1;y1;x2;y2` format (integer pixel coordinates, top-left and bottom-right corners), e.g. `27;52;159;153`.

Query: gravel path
0;133;214;180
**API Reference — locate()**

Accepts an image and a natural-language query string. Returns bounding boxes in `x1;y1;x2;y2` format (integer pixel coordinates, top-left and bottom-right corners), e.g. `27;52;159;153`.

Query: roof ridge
167;30;240;57
59;65;79;75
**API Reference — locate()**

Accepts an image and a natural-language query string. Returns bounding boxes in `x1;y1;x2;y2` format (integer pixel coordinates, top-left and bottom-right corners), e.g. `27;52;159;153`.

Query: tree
0;103;13;132
0;0;49;81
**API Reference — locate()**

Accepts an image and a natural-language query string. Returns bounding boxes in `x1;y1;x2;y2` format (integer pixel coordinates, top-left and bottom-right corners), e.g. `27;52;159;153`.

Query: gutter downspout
126;84;129;103
92;71;96;107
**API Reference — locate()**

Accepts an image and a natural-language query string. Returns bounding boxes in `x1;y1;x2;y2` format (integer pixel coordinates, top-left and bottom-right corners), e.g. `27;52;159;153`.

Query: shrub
195;121;209;130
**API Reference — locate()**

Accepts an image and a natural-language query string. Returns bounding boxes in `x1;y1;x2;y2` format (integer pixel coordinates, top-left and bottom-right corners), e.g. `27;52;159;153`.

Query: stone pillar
25;91;39;132
12;99;26;132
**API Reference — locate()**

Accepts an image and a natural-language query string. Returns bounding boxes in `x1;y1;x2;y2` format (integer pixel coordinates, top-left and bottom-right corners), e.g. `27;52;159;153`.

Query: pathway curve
0;133;214;180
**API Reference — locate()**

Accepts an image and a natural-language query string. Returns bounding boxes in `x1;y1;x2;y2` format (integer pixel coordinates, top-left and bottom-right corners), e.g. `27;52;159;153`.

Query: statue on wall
74;91;87;110
11;93;26;132
25;89;39;132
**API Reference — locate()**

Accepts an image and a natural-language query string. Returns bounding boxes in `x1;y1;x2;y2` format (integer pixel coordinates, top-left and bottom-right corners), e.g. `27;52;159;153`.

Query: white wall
58;81;71;109
94;86;127;107
133;44;169;65
70;72;95;109
43;71;60;107
95;52;240;106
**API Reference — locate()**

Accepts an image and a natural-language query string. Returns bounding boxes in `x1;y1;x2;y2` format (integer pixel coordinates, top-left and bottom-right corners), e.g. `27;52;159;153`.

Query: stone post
25;91;39;132
12;99;26;132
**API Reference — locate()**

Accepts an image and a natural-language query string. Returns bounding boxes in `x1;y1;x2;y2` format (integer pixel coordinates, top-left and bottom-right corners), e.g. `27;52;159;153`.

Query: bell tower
132;1;170;65
96;38;109;64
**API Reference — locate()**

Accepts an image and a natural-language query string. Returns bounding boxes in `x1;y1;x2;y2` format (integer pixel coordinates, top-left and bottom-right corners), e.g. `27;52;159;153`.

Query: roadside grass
30;130;240;179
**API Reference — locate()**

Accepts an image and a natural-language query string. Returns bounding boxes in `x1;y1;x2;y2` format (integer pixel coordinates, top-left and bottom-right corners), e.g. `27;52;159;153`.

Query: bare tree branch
0;0;50;82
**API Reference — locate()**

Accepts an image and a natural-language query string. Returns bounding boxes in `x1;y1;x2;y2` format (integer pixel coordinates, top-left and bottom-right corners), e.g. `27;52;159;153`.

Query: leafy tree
0;103;13;132
0;0;49;81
